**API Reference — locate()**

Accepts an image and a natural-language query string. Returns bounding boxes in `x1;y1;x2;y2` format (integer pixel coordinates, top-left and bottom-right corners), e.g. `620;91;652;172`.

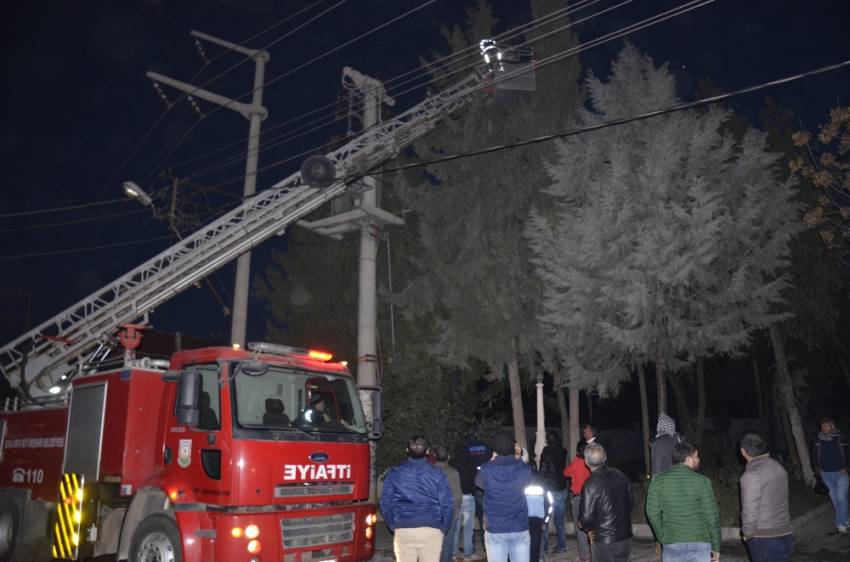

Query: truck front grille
280;513;355;549
275;483;354;498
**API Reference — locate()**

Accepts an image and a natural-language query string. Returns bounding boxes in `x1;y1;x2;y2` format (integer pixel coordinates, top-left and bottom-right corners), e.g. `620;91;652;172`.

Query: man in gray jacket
434;445;463;562
739;432;794;562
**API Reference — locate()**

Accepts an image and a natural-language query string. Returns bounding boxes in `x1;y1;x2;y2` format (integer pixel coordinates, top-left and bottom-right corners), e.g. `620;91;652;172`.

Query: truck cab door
166;364;226;498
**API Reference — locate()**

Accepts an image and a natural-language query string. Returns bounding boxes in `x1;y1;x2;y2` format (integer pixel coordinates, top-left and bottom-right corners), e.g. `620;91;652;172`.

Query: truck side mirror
358;385;383;440
176;370;200;426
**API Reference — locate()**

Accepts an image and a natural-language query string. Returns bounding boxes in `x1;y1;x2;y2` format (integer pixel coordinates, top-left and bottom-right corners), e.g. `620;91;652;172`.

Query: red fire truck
0;42;499;562
0;340;378;562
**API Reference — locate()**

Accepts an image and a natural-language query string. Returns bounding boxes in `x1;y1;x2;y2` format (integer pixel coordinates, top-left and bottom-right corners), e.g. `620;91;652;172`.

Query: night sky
1;0;848;347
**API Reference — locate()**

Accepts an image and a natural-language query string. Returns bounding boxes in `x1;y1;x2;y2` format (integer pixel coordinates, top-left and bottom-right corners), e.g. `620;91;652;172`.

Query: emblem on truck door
178;439;192;468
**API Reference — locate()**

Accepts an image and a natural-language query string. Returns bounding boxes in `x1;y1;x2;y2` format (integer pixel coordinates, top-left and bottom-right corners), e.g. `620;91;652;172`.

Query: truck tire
0;498;18;562
128;514;182;562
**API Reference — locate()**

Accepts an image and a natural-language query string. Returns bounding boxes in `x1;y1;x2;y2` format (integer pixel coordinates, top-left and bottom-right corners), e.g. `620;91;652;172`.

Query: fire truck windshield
233;364;367;435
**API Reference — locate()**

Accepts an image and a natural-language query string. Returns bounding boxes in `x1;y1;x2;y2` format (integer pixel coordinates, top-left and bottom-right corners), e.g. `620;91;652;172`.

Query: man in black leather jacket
577;443;632;562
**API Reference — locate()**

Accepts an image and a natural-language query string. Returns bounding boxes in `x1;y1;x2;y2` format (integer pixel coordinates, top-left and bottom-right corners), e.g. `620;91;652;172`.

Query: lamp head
122;181;153;207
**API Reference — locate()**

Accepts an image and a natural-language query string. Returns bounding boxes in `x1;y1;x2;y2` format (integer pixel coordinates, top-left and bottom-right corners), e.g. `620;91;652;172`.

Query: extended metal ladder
0;72;482;397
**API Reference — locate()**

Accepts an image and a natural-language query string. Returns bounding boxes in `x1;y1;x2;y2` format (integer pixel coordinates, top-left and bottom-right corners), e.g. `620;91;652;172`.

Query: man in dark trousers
650;413;683;476
740;432;794;562
434;446;463;562
454;425;491;553
475;431;533;562
381;436;454;562
578;443;632;562
538;430;568;553
811;416;849;533
524;466;552;562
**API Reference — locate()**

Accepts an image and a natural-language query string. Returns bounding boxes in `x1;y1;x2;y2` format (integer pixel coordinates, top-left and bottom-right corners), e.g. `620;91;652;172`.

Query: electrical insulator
187;95;204;119
193;38;210;65
150;80;172;108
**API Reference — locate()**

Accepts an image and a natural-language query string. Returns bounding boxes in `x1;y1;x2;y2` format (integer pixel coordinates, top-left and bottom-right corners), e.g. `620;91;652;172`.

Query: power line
369;60;850;176
142;0;437;183
197;0;716;192
0;198;131;219
189;0;333;79
0;208;149;233
101;0;344;195
179;0;640;184
166;0;614;175
0;236;172;260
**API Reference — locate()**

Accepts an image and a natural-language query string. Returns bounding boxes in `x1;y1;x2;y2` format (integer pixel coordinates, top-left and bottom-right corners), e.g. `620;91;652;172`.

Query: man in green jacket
646;442;721;562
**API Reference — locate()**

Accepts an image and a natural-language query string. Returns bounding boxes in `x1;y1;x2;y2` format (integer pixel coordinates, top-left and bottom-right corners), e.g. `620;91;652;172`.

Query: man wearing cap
475;431;533;562
381;436;454;562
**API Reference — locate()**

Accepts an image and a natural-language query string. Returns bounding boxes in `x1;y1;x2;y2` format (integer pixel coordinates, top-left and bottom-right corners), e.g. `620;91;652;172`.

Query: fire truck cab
0;342;377;562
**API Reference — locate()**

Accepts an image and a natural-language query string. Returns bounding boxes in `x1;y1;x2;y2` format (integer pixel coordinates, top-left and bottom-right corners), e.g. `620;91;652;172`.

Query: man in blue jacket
381;435;454;562
475;431;533;562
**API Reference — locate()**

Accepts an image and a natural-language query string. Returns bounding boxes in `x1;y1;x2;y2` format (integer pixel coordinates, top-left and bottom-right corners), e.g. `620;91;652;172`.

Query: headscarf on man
656;413;677;438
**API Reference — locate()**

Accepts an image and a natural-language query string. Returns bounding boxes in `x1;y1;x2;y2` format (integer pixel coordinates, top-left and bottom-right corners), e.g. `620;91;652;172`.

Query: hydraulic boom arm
0;71;483;398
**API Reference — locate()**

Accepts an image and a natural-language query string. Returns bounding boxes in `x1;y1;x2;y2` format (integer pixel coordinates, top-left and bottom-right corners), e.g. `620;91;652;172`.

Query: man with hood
475;431;533;562
651;414;683;476
381;436;454;562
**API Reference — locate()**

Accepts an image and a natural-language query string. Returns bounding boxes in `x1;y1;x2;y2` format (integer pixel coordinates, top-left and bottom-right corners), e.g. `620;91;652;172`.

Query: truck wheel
129;514;183;562
0;499;18;562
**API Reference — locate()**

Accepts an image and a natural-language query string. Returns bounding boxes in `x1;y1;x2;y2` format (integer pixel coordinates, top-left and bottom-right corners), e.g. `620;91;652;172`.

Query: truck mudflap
51;472;89;560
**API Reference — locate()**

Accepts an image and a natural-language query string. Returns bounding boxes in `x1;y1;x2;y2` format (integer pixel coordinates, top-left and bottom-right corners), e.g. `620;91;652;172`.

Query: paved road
374;503;850;561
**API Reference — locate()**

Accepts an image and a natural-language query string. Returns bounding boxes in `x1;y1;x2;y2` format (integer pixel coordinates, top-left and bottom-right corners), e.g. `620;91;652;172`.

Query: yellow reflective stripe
53;524;66;559
70;473;82;504
60;502;75;554
53;472;83;560
56;520;72;559
53;509;69;559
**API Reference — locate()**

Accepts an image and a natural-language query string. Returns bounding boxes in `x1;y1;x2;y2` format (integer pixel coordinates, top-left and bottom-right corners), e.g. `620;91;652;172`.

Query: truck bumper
176;503;376;562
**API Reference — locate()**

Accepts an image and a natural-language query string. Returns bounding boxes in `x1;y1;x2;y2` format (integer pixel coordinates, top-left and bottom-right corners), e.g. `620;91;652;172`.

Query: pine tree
525;44;806;477
395;0;582;448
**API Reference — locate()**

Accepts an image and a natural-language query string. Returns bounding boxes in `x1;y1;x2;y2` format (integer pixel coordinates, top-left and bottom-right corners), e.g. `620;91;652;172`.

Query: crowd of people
378;416;849;562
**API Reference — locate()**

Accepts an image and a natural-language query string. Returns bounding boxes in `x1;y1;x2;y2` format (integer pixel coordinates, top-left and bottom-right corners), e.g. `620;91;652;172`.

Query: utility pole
351;69;397;503
298;67;400;501
147;30;269;347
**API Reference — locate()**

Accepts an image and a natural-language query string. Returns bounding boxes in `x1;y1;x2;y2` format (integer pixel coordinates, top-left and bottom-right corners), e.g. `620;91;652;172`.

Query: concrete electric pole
298;67;400;501
147;30;269;347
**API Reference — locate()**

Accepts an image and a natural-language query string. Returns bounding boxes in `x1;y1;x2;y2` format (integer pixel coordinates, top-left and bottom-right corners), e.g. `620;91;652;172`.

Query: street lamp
122;181;153;207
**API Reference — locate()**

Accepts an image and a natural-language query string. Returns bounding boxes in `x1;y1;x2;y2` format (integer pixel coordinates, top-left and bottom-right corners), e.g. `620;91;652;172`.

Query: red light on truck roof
308;350;333;362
